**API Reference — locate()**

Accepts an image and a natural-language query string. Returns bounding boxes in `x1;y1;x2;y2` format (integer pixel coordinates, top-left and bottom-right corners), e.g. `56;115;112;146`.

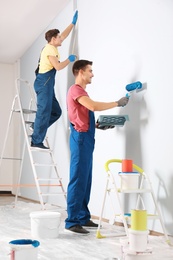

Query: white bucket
30;211;61;239
119;172;140;190
9;239;39;260
120;234;152;260
129;229;148;252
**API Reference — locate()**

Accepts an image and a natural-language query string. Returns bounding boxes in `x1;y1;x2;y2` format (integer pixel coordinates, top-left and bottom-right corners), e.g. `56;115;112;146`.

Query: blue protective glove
68;55;77;62
72;10;78;25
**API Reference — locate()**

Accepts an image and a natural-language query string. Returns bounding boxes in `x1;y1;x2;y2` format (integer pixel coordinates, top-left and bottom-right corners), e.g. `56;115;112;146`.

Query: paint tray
97;115;129;129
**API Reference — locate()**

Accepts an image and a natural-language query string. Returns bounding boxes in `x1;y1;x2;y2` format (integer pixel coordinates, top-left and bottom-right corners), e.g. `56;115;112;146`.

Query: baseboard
0;190;12;195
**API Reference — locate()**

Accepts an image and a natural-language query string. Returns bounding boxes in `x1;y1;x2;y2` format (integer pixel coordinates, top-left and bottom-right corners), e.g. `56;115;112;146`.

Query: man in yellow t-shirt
31;11;78;149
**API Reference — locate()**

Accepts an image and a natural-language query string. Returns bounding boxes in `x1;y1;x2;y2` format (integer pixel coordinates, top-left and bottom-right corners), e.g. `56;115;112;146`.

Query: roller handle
126;93;130;98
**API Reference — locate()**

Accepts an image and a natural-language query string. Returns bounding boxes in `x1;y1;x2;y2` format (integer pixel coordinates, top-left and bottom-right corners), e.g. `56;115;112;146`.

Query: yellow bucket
131;209;147;231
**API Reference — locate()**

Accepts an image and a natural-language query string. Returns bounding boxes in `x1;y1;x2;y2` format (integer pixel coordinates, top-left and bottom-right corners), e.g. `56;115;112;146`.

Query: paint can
118;172;140;190
120;236;152;260
30;211;61;239
9;239;40;260
129;229;148;252
131;209;147;231
122;159;133;172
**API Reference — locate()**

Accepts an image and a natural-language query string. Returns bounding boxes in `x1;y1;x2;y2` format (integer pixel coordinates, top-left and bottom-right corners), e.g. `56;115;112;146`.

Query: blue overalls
32;68;62;145
65;110;95;228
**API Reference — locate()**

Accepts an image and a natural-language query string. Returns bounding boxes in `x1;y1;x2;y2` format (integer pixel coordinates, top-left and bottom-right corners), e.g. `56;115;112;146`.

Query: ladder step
38;178;61;181
41;192;66;196
34;163;57;167
25;120;34;124
147;214;160;220
23;109;36;114
118;214;160;220
0;157;21;161
39;184;62;187
0;184;61;188
30;147;52;152
14;109;36;114
118;188;151;193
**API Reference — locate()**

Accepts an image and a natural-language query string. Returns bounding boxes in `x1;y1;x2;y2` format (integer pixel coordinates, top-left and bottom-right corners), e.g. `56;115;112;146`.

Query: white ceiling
0;0;69;64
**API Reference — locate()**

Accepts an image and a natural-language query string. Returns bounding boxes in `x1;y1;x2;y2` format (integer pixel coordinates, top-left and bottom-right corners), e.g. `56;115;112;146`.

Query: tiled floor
0;195;173;260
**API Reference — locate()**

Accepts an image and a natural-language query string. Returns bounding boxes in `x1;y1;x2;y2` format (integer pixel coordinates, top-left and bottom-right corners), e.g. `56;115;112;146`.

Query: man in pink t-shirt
65;60;129;235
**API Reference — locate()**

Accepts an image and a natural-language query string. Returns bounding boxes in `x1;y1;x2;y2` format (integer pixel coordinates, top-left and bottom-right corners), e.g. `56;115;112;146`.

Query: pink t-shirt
67;84;89;132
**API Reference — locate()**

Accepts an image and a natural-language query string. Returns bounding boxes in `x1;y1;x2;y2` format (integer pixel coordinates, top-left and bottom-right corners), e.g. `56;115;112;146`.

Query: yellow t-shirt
39;44;60;73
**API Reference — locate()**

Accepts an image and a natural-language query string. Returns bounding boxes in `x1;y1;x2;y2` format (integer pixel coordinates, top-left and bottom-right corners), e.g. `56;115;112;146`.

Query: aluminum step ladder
96;159;171;245
0;78;66;209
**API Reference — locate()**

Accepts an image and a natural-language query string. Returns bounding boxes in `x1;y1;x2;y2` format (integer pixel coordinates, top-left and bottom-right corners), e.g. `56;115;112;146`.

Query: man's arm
61;24;74;42
77;96;129;111
61;10;78;42
48;56;70;71
48;55;76;71
77;96;118;111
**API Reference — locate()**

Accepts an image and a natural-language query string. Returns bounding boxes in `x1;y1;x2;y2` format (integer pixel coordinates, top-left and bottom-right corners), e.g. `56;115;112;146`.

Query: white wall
19;0;173;235
0;62;20;191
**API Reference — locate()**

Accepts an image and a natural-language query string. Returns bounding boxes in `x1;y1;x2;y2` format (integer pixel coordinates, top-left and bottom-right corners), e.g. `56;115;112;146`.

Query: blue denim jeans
32;68;62;145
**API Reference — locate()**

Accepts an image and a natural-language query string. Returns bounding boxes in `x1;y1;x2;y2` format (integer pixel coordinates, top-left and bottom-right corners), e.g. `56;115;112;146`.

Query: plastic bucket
9;239;40;260
30;211;61;239
120;237;152;260
119;172;140;190
122;159;133;172
131;209;147;231
129;229;148;252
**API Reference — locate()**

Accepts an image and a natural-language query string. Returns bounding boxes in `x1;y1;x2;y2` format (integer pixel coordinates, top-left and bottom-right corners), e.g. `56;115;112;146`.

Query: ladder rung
116;214;160;221
34;163;57;167
25;121;34;124
30;147;52;152
0;157;21;161
23;109;36;114
38;178;61;181
41;192;66;196
39;184;62;187
0;184;61;187
118;189;151;193
147;214;160;220
14;109;36;114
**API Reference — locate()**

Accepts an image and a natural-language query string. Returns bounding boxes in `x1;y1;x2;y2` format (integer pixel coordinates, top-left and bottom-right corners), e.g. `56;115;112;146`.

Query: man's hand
72;10;78;25
116;97;129;107
95;120;115;130
68;55;77;62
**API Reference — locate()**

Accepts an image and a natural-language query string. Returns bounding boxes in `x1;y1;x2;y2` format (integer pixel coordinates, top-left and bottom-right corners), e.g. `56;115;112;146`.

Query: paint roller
125;81;143;97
